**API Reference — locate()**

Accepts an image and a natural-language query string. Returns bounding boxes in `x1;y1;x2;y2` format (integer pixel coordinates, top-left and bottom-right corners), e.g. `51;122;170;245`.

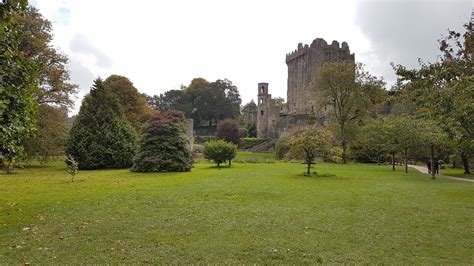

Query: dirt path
408;165;474;183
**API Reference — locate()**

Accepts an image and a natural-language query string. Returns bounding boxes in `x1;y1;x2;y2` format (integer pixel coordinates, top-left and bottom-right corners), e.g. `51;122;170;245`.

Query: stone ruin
257;38;355;138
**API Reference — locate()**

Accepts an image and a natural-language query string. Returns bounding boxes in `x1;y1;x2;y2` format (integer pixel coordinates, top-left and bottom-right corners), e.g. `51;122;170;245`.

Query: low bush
203;140;237;169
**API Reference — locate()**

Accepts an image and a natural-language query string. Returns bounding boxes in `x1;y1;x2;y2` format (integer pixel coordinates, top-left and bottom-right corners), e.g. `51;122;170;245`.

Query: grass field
441;168;474;179
1;158;473;264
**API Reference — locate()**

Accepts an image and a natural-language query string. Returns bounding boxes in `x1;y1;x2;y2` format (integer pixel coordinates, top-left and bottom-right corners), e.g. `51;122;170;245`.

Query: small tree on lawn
287;125;333;175
131;110;193;172
216;118;240;145
65;154;78;182
203;140;237;169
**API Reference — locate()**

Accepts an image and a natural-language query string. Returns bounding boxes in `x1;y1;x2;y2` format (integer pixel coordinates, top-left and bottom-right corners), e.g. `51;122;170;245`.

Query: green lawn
235;151;275;159
441;168;474;179
1;161;473;264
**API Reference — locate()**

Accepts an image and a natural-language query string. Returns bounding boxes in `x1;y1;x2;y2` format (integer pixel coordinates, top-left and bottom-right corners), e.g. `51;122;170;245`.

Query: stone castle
257;38;355;138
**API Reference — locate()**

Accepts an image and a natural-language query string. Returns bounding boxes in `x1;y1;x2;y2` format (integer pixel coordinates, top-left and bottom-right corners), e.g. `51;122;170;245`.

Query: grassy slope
0;161;473;264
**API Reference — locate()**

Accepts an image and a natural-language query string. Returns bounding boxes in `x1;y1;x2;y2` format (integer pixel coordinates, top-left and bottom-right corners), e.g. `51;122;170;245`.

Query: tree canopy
0;0;38;170
145;78;241;127
103;75;154;131
313;62;386;163
393;21;473;173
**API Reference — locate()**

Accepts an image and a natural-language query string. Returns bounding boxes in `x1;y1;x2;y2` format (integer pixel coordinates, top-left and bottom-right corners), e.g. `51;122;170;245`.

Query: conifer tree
65;79;137;169
131;110;193;172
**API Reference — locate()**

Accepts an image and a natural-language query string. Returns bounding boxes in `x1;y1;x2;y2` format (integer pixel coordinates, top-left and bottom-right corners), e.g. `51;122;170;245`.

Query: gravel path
408;165;474;183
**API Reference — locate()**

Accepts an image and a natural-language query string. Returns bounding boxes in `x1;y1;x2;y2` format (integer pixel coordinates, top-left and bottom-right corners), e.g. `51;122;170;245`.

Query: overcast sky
31;0;472;114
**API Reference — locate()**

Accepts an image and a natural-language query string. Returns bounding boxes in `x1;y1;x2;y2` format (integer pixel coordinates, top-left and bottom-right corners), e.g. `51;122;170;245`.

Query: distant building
257;38;355;138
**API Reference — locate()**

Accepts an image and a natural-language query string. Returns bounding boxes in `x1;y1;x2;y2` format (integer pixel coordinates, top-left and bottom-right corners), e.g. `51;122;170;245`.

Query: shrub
131;110;193;172
238;138;270;149
65;79;137;170
203;140;237;169
216;119;240;145
275;133;292;160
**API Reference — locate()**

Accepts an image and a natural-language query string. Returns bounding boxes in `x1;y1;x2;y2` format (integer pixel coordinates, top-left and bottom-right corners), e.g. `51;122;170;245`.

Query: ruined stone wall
285;38;354;114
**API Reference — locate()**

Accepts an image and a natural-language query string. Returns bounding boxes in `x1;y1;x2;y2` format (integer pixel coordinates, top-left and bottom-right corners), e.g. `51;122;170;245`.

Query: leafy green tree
103;75;154;131
144;78;241;127
131;110;193;172
0;0;38;172
185;77;209;92
203;140;237;169
394;21;473;174
287;125;333;175
216;118;240;145
65;79;137;170
147;89;193;116
24;105;69;164
313;62;386;164
15;7;78;108
240;100;257;137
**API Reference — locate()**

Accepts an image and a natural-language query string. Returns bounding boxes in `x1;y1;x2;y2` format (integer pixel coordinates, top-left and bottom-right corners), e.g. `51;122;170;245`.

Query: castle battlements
285;38;351;63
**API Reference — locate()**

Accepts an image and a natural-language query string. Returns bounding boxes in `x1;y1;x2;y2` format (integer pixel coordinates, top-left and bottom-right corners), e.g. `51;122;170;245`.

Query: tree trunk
404;148;408;173
341;140;347;164
307;161;311;175
228;159;232;167
430;145;435;179
217;162;221;170
461;152;471;174
392;153;395;171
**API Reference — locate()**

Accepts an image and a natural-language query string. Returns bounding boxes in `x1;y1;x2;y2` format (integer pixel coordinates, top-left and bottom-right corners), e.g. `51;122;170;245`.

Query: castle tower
285;38;355;113
257;82;270;138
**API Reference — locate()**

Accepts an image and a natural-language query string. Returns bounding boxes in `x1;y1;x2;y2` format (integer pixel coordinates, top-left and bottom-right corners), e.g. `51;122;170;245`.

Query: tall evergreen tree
66;79;137;169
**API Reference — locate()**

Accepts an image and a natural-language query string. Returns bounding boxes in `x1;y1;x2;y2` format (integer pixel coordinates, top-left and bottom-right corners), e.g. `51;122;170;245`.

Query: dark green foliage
131;110;193;172
24;104;69;164
238;138;270;149
203;140;237;169
216;118;240;145
65;79;137;170
0;0;38;169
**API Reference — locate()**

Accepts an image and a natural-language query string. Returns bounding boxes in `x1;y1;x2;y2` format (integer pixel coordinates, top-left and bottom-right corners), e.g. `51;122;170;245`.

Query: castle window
260;87;265;93
259;98;263;104
261;110;264;116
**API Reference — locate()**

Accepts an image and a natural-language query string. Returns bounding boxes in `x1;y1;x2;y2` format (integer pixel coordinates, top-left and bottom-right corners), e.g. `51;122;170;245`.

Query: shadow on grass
291;172;337;179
